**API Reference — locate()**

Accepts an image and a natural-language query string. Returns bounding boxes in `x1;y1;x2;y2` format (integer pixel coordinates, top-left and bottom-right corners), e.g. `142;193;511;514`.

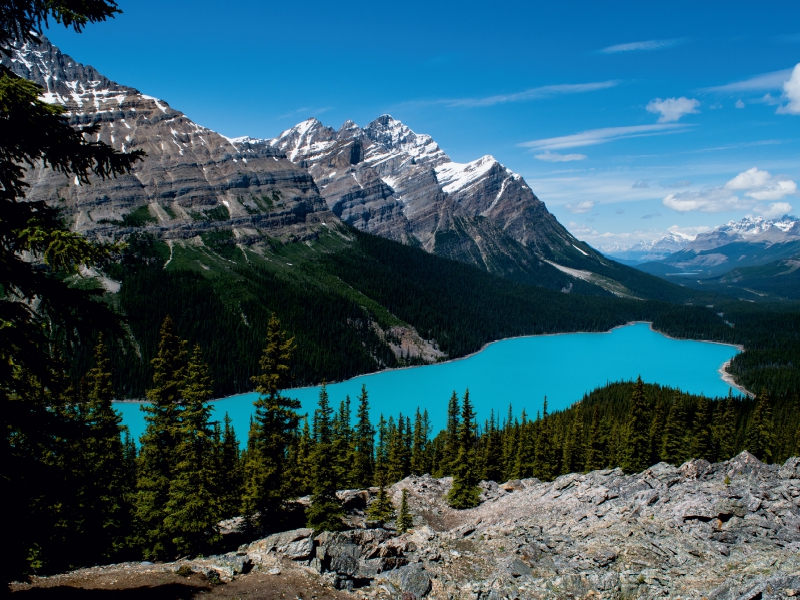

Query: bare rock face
246;452;800;598
3;38;334;245
266;115;596;272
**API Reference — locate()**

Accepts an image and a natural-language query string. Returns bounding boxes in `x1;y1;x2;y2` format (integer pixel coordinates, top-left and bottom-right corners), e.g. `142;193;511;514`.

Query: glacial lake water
115;322;742;444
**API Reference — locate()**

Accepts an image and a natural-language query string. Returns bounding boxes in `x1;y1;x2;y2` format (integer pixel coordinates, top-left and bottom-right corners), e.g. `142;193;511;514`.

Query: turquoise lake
115;322;742;444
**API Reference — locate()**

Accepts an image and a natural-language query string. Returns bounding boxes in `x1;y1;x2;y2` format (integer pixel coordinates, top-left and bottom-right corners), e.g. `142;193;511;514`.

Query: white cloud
663;167;797;213
565;200;596;214
735;99;745;109
724;167;771;190
755;202;794;218
701;68;793;93
519;123;690;150
747;179;797;201
445;81;619;108
646;97;700;122
663;189;749;213
776;63;800;115
725;167;797;200
601;39;681;53
534;151;587;162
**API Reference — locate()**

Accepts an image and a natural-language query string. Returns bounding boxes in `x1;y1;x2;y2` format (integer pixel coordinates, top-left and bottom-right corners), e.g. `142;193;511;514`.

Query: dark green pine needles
447;390;481;509
621;376;651;474
306;383;344;532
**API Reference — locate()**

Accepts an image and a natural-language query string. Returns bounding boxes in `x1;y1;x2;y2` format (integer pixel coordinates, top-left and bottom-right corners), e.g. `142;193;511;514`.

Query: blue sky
46;0;800;249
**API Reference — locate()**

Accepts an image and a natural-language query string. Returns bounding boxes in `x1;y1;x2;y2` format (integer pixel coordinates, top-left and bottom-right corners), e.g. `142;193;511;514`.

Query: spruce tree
514;420;536;478
136;316;188;560
351;385;374;488
241;315;300;529
661;394;688;465
621;376;650;474
331;396;353;488
482;414;504;482
562;404;585;475
437;391;460;476
411;408;429;476
164;346;220;557
306;384;344;532
286;416;313;496
584;406;605;472
447;390;481;509
386;415;406;483
366;468;395;526
744;389;774;463
648;398;666;464
80;336;131;562
714;391;738;460
218;413;242;520
692;395;714;462
533;398;557;481
396;489;413;533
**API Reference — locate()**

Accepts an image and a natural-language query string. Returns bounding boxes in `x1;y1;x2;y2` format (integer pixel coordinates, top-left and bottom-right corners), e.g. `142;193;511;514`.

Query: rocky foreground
14;452;800;599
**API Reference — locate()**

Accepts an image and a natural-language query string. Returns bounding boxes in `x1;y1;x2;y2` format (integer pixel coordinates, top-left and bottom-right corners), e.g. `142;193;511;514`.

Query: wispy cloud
519;124;691;151
601;39;682;53
646;97;700;122
565;200;596;214
701;68;793;93
445;81;619;108
534;151;587;162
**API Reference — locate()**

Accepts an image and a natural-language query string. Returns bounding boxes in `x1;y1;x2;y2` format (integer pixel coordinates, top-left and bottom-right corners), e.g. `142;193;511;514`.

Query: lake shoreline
112;321;749;405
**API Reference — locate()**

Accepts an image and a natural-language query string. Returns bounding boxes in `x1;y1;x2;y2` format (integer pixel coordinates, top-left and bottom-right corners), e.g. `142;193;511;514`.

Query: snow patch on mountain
434;156;503;194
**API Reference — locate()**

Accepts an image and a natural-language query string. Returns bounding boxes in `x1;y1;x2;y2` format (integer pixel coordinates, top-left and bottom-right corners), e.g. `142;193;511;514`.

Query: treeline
80;228;800;403
16;312;799;580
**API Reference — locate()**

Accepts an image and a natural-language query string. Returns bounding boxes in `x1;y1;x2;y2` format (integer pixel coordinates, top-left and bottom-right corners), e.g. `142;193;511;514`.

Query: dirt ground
9;561;358;599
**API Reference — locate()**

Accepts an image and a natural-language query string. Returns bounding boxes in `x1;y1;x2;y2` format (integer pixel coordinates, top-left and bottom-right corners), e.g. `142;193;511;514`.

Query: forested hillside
72;225;800;400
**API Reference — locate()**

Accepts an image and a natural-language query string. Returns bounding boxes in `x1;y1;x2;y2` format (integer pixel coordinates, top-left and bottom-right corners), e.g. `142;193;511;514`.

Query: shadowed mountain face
3;37;334;246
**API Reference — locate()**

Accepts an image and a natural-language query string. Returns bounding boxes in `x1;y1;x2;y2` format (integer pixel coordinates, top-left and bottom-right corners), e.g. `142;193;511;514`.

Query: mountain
632;216;800;298
3;37;333;247
603;230;695;263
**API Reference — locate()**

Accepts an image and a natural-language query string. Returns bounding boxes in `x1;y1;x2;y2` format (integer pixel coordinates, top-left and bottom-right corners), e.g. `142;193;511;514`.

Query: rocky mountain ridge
14;452;800;599
3;37;335;250
262;116;603;278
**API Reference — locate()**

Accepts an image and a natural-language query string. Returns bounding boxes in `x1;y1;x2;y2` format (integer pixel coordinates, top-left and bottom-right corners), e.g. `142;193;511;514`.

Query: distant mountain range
4;36;697;302
610;215;800;300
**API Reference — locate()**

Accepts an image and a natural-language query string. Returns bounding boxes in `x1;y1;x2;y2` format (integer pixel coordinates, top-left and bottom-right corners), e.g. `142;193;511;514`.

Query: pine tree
744;389;774;463
584;406;605;472
366;468;395;526
331;396;353;488
714;390;738;460
648;398;666;464
533;397;557;481
514;420;536;478
411;408;429;476
80;336;131;562
351;385;374;488
136;316;188;560
482;413;504;482
1;4;142;581
437;391;460;476
692;395;714;462
386;415;406;483
447;390;481;509
396;489;413;533
661;394;688;465
286;416;313;496
562;404;584;475
218;413;242;519
241;315;300;529
164;345;220;557
306;384;344;532
621;376;650;474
